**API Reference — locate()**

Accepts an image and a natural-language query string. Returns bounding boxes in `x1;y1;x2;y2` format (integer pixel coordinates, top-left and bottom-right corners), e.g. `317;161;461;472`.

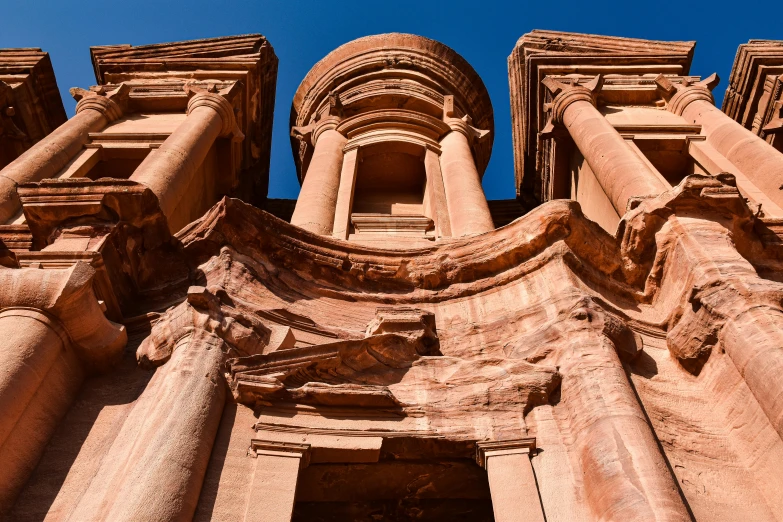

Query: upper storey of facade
723;40;783;152
0;35;277;234
509;30;783;234
0;48;66;170
288;34;497;244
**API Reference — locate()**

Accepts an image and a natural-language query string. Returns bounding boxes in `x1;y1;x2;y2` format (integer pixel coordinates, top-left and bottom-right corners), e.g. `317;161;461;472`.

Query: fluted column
439;118;494;236
476;439;545;522
543;76;668;215
0;85;127;223
130;85;241;232
290;117;346;235
659;74;783;210
0;263;126;513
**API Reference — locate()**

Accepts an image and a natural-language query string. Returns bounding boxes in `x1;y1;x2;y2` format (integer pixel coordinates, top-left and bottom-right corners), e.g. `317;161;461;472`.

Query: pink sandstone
0;30;782;522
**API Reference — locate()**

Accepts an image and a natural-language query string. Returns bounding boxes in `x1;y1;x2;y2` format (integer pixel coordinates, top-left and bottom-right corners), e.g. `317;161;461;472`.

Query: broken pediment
227;307;439;409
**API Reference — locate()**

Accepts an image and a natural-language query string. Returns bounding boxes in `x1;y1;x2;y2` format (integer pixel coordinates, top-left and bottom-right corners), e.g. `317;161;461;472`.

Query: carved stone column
658;73;783;210
244;441;311;522
130;84;241;232
67;286;269;522
0;85;127;223
563;316;687;521
660;210;783;444
290;117;346;235
0;263;127;512
439;106;494;236
543;76;668;215
560;303;688;522
511;297;690;521
476;439;545;522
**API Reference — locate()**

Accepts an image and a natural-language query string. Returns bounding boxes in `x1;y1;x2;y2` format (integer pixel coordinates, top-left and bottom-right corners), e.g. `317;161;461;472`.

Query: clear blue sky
2;1;779;200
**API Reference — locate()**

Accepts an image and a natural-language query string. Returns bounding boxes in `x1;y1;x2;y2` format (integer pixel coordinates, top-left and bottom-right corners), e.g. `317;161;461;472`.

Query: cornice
0;48;66;157
722;40;783;135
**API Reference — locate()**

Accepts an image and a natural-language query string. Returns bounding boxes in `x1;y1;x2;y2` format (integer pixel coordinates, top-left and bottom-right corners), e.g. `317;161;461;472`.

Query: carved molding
71;84;129;122
0;262;126;371
250;440;311;468
476;437;537;468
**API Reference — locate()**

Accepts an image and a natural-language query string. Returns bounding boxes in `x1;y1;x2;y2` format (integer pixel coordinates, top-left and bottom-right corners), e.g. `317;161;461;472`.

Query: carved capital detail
543;75;602;122
442;94;490;143
137;285;271;369
0;262;127;371
476;438;536;468
71;83;129;122
655;73;718;116
185;83;243;140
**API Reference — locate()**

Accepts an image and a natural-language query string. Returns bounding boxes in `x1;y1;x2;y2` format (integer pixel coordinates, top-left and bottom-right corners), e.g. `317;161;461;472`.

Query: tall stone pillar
130;85;241;232
67;329;227;522
0;263;127;512
476;439;545;522
658;74;783;210
0;85;127;223
439;118;494;236
560;303;689;522
543;76;668;215
68;287;269;522
244;441;310;522
663;212;783;445
290;117;346;235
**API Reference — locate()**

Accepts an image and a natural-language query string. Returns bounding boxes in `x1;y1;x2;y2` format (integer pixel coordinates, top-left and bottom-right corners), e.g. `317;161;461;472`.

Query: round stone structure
289;33;496;239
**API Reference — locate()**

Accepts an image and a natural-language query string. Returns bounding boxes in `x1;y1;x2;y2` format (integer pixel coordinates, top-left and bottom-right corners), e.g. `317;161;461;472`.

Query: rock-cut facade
1;30;783;522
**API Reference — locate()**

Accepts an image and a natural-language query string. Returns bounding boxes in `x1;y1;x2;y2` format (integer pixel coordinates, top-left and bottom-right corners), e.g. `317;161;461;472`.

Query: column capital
71;83;129;123
442;94;490;143
476;437;536;468
655;73;718;116
251;439;311;469
185;83;243;141
291;116;342;147
0;262;126;371
541;75;602;128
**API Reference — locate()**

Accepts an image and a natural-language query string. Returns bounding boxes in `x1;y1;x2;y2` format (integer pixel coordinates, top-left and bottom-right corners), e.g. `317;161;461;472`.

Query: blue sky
2;1;779;200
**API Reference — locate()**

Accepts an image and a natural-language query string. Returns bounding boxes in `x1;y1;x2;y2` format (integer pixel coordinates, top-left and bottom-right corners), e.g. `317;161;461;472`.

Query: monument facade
1;29;783;522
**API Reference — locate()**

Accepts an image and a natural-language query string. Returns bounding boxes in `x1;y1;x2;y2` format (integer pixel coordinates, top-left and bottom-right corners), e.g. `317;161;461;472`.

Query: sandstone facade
1;30;783;522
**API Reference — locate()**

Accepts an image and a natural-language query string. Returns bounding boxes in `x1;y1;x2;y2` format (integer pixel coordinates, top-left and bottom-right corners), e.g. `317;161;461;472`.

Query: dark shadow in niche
629;349;659;379
6;340;154;522
192;402;238;521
